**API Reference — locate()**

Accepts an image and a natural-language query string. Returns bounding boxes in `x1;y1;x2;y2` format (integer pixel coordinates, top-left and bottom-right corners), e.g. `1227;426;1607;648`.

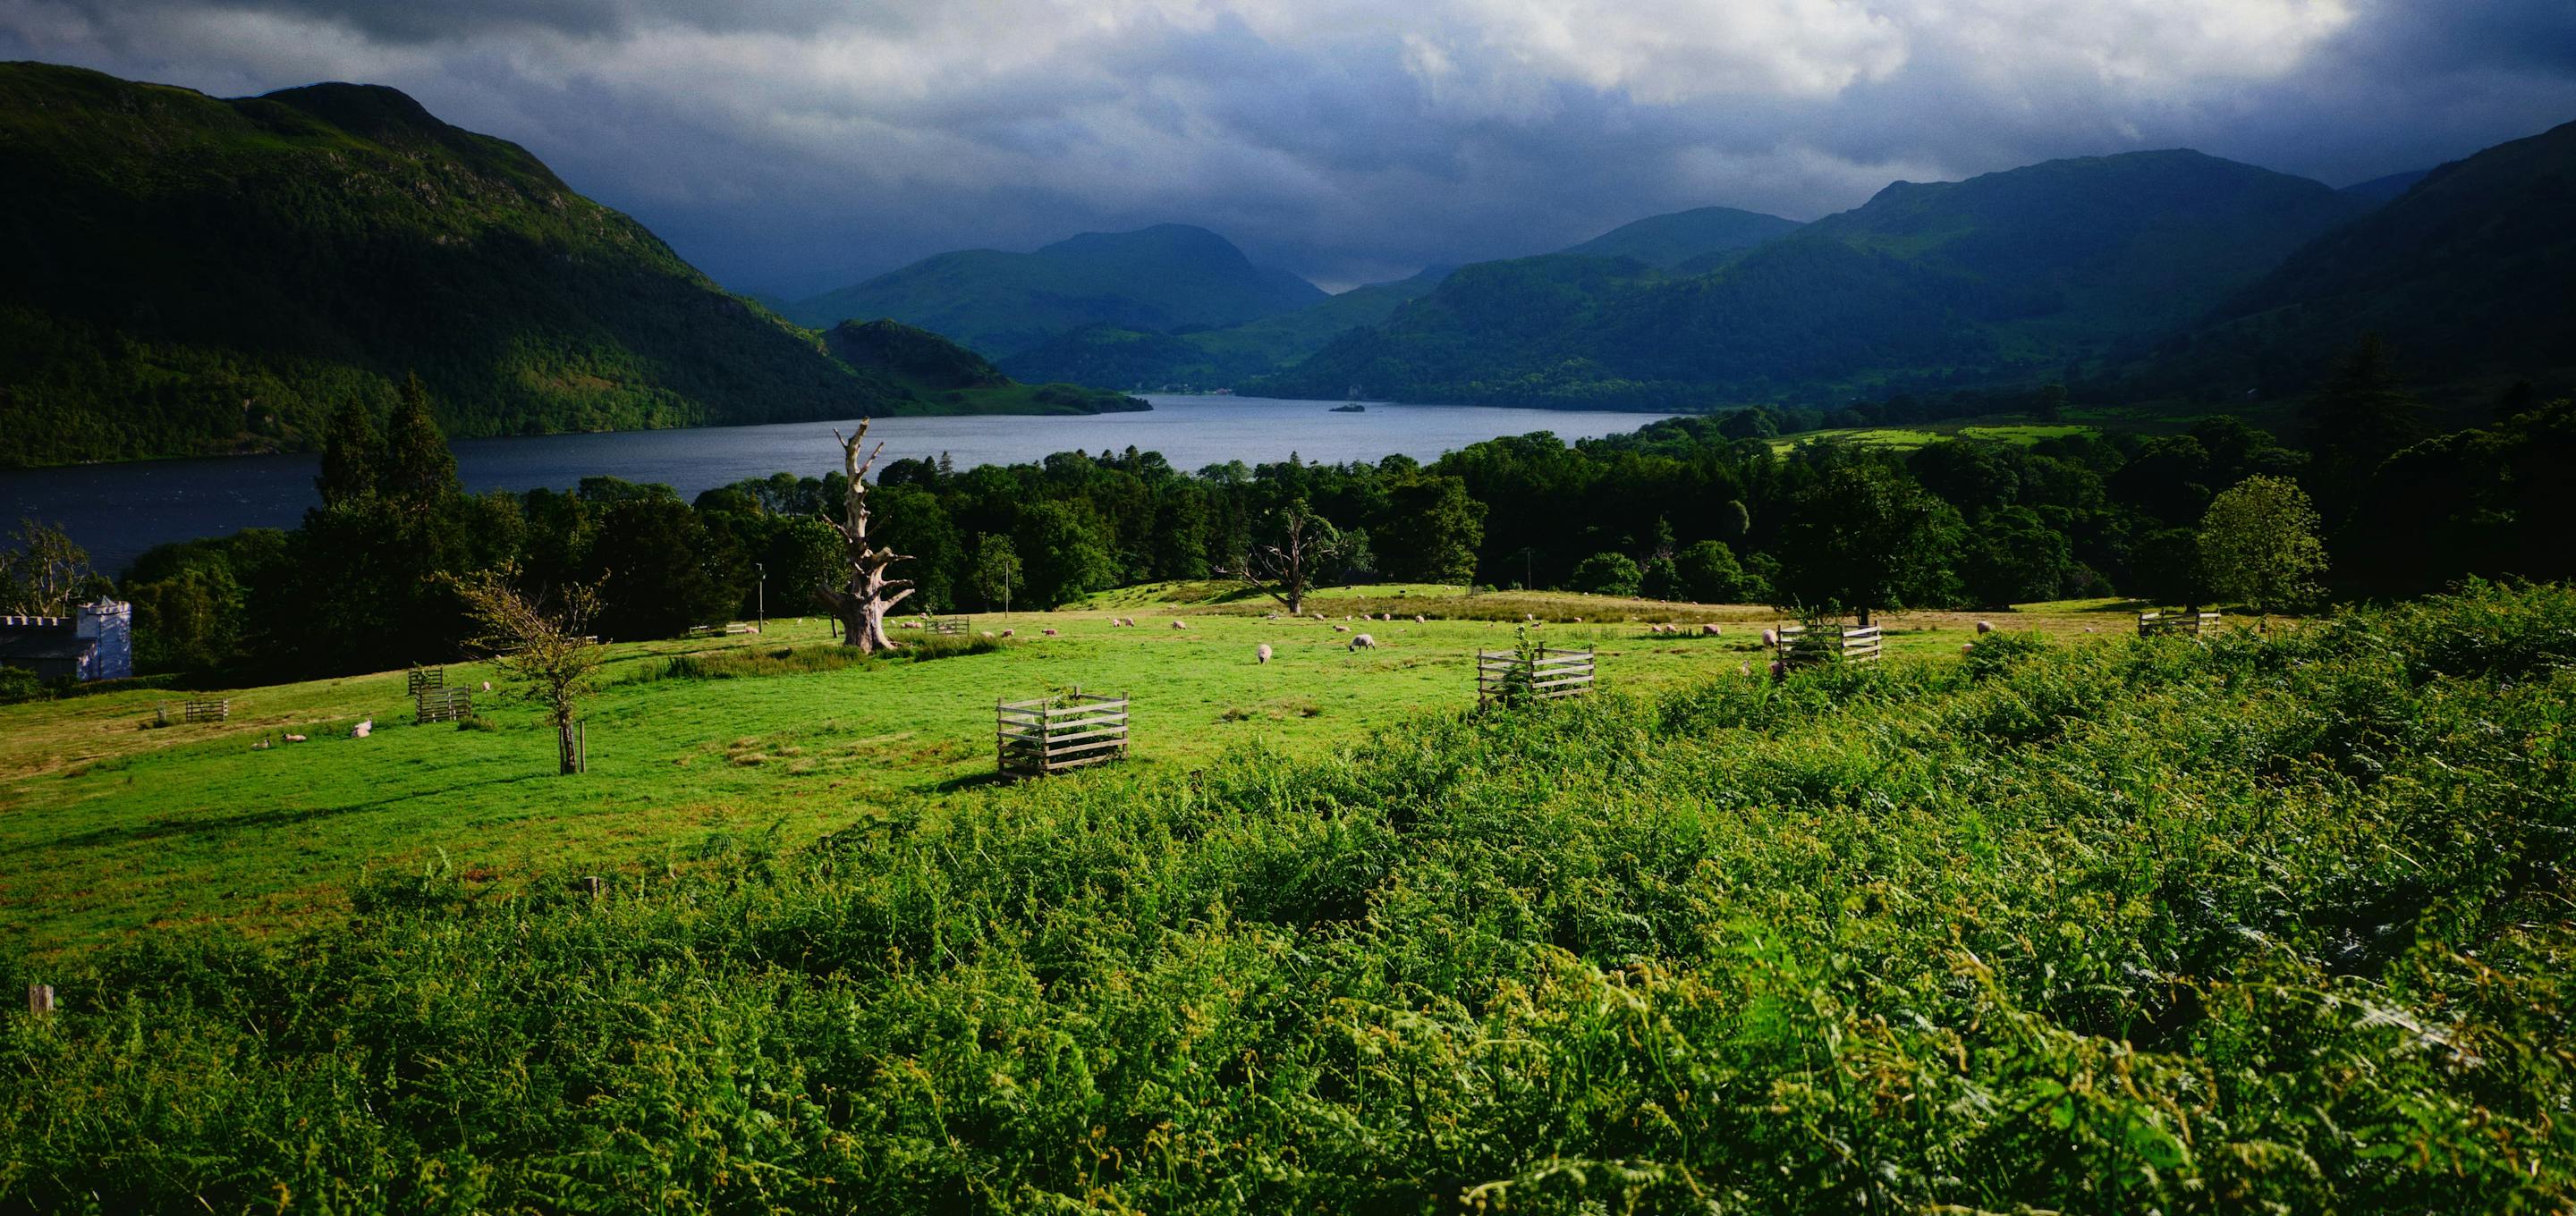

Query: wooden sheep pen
1478;646;1595;706
996;689;1130;777
1775;623;1883;669
416;687;473;724
2138;610;2222;638
928;616;970;637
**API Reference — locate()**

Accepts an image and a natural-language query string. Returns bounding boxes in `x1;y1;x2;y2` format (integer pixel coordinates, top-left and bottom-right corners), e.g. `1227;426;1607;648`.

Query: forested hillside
1254;151;2374;409
997;266;1453;390
0;63;913;467
1558;204;1804;267
784;224;1325;357
2137;119;2576;405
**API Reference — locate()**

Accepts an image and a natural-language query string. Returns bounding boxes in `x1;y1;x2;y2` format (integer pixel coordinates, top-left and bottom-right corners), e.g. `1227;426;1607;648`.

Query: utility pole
755;562;766;633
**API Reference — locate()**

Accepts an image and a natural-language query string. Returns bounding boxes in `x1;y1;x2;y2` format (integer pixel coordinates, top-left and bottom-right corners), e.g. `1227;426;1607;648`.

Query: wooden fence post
28;984;55;1015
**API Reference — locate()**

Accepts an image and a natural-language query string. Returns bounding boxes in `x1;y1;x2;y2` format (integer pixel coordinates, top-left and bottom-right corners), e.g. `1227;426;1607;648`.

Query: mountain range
7;58;2569;468
783;224;1326;357
1249;150;2385;408
0;63;1140;468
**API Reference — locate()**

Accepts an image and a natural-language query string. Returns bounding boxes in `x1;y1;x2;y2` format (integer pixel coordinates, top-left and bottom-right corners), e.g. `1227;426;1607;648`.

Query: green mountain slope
2144;120;2576;402
1252;150;2371;409
1560;205;1803;268
0;63;914;467
785;224;1326;357
826;319;1146;413
996;266;1453;389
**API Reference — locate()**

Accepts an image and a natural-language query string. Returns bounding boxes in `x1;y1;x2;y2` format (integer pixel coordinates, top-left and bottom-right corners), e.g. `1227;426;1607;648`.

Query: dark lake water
3;395;1672;574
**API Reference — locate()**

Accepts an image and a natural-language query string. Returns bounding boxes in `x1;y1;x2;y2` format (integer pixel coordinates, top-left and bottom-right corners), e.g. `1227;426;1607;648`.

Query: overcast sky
7;0;2573;295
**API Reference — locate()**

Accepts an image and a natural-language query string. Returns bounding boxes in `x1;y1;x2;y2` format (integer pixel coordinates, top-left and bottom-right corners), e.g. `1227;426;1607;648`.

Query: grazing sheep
1701;623;1721;636
1572;616;1582;623
1312;612;1326;621
285;733;308;743
351;720;372;739
1257;643;1273;663
1975;620;1994;635
1768;660;1786;680
1762;628;1779;647
1383;612;1394;621
1172;620;1189;629
2084;626;2098;634
1413;614;1426;623
1350;633;1376;650
1962;643;1975;654
1739;663;1752;677
1334;624;1350;632
1042;628;1059;637
1000;629;1015;638
252;739;270;750
1525;613;1536;621
482;680;493;690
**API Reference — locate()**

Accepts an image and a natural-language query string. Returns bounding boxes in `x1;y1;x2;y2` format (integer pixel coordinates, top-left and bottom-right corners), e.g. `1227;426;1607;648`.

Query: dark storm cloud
4;0;2572;296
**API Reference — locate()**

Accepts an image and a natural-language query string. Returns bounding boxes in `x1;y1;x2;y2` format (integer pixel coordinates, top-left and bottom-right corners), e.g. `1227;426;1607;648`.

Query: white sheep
1000;629;1015;638
1349;633;1377;650
1257;643;1273;663
1042;628;1059;637
1334;624;1350;633
1975;620;1994;635
1312;612;1326;621
1701;623;1721;636
1761;628;1779;647
1171;620;1189;629
1413;614;1426;623
351;720;373;739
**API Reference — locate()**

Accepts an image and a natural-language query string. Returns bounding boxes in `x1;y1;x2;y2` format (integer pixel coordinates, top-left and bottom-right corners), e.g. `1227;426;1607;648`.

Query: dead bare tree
818;419;916;652
451;566;605;776
1221;496;1343;616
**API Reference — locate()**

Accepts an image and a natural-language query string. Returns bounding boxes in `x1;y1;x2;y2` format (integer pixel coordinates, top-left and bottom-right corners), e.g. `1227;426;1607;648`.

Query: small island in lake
1330;403;1366;412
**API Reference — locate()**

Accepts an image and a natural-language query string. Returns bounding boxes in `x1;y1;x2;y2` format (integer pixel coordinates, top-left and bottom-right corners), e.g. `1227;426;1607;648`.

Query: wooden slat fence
2138;610;2222;638
407;666;444;696
928;617;969;637
416;687;473;724
157;698;230;726
1776;623;1883;668
1478;647;1596;706
997;689;1130;777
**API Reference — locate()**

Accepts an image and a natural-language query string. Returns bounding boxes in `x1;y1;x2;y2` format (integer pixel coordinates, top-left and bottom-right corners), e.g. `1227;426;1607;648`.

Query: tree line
2;338;2563;686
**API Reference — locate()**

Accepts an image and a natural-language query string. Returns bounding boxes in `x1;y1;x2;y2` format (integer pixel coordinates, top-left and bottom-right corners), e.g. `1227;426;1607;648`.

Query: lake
2;395;1674;574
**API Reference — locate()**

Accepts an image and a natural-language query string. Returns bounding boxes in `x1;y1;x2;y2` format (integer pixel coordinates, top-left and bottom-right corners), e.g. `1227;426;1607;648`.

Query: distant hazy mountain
2148;120;2576;402
1252;150;2374;409
2339;169;2432;204
0;63;1136;469
786;224;1326;358
1558;206;1804;269
997;266;1453;389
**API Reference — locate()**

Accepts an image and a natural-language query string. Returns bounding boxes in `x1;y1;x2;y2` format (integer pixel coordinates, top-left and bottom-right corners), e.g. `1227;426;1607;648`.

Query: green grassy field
1;588;2140;956
1769;421;2098;454
3;581;2566;1212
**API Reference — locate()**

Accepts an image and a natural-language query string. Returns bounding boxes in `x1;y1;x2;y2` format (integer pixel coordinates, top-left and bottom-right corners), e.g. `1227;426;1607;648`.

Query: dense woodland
6;337;2555;688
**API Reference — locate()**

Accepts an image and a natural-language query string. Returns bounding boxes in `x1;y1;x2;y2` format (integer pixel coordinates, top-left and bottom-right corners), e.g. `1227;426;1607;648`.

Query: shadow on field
0;772;561;857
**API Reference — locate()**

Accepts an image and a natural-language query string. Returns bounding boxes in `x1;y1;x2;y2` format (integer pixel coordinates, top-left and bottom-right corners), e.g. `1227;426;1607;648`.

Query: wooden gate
997;689;1129;776
1776;623;1883;668
1478;647;1596;706
2138;610;2222;638
416;687;473;724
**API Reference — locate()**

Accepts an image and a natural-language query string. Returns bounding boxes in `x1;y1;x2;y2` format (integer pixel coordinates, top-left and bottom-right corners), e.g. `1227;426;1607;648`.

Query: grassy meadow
1;587;2142;956
1;580;2568;1212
